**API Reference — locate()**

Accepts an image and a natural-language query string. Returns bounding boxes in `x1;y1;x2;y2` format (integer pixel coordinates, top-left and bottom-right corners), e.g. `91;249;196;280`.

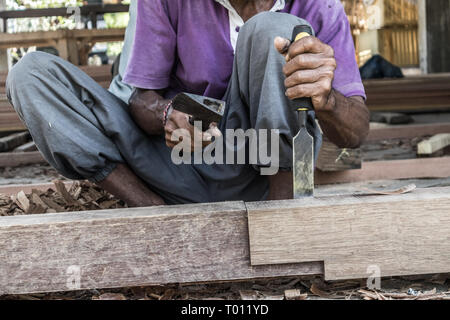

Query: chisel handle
290;25;314;115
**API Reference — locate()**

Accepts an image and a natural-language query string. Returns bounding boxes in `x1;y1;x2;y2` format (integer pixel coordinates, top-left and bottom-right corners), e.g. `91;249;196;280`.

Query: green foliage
7;0;83;10
6;1;128;62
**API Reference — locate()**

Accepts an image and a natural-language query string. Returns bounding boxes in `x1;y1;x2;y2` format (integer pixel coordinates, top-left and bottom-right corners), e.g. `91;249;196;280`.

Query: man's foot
97;163;165;207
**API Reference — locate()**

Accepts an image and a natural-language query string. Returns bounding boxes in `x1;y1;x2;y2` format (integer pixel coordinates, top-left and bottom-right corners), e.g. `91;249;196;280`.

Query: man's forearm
128;88;170;136
315;89;370;148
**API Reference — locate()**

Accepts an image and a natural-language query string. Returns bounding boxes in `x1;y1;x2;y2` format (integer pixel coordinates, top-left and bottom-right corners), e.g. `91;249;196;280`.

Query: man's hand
164;109;221;152
274;36;337;111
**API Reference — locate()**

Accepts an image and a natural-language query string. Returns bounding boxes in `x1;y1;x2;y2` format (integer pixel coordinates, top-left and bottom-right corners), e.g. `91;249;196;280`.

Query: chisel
290;25;315;199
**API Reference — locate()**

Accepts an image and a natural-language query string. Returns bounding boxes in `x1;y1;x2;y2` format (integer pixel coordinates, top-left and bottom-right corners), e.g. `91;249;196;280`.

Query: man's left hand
275;36;337;111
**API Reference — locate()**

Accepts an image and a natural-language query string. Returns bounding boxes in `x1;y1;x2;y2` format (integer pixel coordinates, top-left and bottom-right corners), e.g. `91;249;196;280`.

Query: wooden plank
247;187;450;280
0;113;25;132
0;201;322;294
315;157;450;185
0;131;29;152
316;140;361;172
367;122;450;142
0;182;73;196
363;74;450;113
417;134;450;155
0;151;46;167
0;4;129;20
13;140;37;152
0;28;125;50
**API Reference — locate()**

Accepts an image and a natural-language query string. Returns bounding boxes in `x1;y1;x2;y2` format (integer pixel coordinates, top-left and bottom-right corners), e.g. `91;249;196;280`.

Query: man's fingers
287;36;332;60
285;79;331;101
283;53;327;76
274;36;291;56
284;69;324;88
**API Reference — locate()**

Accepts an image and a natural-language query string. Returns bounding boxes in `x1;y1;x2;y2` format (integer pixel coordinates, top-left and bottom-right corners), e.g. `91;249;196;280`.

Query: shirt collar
215;0;286;14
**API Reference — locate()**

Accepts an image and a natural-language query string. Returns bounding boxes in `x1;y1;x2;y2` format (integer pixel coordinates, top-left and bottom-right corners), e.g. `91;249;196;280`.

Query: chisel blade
293;127;314;198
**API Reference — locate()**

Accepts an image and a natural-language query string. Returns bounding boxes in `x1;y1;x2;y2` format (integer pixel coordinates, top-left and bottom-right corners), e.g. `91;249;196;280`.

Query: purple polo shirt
123;0;365;100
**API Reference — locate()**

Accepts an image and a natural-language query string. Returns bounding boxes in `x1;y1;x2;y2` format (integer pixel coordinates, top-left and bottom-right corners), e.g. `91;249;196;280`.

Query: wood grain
247;187;450;280
0;201;321;295
417;133;450;155
363;74;450;113
316;140;361;172
0;131;29;152
0;182;73;196
315;157;450;185
367;122;450;142
0;151;46;167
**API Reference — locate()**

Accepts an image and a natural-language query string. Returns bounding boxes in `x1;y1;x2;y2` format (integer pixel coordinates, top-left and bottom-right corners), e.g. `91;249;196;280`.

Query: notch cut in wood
247;187;450;281
0;201;321;295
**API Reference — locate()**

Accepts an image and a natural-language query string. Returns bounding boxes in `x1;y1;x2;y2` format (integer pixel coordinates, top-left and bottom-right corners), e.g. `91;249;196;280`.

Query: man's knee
6;51;54;111
239;12;313;44
7;51;55;88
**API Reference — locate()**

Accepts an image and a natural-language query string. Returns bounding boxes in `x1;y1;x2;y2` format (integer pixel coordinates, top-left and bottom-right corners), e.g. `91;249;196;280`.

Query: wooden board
0;131;29;152
0;201;322;295
316;140;361;172
367;122;450;142
315;156;450;185
247;187;450;280
0;113;25;132
417;133;450;155
0;181;73;196
0;151;46;167
0;28;125;50
363;74;450;113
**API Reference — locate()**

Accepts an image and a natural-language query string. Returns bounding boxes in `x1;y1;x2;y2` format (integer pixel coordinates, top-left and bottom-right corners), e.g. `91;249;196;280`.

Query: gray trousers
6;12;321;204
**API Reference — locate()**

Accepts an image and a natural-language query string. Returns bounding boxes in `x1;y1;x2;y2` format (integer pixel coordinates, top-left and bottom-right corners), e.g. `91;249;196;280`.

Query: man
6;0;369;206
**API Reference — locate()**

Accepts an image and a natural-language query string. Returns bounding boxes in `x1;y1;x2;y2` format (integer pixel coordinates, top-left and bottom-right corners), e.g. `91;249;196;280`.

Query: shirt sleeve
313;0;366;99
123;0;177;90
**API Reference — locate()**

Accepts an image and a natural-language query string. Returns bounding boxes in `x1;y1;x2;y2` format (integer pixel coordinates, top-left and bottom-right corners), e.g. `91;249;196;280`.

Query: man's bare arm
316;91;369;148
128;88;169;136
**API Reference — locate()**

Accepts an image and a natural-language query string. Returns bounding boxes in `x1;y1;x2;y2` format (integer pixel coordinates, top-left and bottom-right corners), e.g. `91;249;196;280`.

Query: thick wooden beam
13;141;37;152
247;187;450;281
363;74;450;113
316;140;361;172
0;28;125;50
315;157;450;185
0;131;29;152
0;202;322;295
367;122;450;142
0;151;46;167
0;182;73;196
417;133;450;155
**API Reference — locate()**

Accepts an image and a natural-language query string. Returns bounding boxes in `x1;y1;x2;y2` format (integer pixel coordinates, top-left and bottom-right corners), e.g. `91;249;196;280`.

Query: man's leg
216;12;323;200
6;51;164;207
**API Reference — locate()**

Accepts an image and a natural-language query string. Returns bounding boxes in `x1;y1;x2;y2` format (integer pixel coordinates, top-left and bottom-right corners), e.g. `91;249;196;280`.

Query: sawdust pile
0;180;127;216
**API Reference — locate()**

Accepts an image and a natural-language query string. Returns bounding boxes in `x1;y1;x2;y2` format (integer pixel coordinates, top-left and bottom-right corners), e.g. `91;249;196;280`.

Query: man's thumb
274;36;291;56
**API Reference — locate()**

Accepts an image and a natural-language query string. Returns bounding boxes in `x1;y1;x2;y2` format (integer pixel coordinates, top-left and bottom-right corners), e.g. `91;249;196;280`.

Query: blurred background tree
4;0;129;64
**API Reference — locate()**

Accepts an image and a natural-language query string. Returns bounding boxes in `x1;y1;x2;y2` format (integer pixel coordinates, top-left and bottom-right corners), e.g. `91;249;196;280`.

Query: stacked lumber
315;122;450;184
0;64;112;132
363;74;450;113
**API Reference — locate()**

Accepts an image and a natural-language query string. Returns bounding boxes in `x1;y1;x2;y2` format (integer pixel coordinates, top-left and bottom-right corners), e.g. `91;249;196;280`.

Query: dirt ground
1;164;450;300
0;164;62;185
1;274;450;300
